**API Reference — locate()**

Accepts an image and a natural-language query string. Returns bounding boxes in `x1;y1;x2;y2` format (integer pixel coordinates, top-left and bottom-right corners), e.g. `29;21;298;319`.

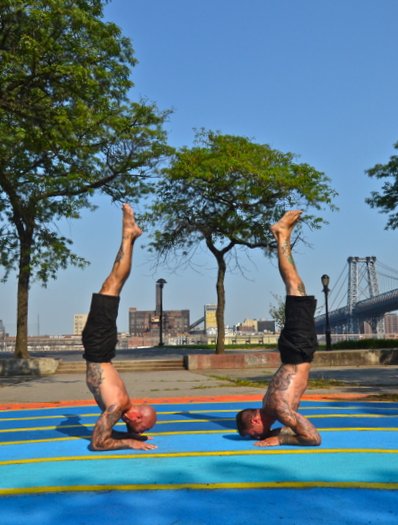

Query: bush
330;339;398;350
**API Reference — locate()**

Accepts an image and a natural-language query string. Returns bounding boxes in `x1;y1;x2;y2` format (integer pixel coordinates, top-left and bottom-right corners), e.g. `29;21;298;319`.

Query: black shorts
278;295;318;365
82;293;120;363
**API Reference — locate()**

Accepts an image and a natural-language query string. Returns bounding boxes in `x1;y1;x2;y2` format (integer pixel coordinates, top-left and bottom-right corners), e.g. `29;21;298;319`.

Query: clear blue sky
1;0;398;336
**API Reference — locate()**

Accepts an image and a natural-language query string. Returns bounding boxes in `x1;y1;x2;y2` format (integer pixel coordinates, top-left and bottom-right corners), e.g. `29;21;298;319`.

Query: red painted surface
0;391;372;410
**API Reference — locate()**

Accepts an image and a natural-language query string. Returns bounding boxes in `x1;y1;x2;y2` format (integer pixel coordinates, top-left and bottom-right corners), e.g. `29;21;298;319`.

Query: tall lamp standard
156;278;167;347
321;274;332;351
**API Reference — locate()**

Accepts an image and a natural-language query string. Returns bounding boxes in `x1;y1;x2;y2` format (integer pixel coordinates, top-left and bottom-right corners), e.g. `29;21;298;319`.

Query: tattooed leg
99;204;142;296
86;362;105;410
270;210;306;296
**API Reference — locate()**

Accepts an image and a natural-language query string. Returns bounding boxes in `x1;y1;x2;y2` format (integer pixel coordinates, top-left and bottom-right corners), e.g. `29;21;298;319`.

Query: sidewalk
1;362;398;404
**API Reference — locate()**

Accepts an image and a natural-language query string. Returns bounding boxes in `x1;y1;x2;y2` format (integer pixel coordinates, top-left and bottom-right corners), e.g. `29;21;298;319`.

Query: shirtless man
82;204;157;451
236;210;321;447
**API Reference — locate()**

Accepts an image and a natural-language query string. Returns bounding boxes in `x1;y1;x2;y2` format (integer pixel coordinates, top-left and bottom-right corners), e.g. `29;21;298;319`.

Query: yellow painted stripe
303;406;398;411
1;447;397;466
2;405;398;421
310;414;394;419
0;409;239;422
1;481;398;496
0;418;240;433
3;398;393;415
0;437;81;446
154;427;398;436
2;413;397;433
2;427;398;446
0;418;226;434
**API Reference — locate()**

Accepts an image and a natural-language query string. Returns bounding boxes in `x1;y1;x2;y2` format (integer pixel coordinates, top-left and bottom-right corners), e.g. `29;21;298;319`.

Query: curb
185;348;398;370
0;357;60;377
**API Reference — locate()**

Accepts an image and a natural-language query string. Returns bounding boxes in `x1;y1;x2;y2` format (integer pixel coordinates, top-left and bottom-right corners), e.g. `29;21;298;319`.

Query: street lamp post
321;274;332;351
156;278;167;347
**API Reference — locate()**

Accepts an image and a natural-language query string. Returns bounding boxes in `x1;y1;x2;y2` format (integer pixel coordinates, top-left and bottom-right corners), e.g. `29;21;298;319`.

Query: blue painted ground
1;400;398;524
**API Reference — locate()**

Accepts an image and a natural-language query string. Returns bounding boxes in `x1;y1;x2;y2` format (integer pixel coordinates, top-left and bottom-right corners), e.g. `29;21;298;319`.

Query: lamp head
321;274;330;289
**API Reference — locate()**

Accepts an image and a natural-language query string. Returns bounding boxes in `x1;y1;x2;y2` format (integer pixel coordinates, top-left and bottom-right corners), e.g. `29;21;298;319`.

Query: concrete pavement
1;361;398;403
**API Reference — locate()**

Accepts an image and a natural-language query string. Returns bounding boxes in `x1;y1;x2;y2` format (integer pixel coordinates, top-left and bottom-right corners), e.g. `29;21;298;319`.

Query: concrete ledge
185;348;398;370
0;358;60;377
313;348;398;367
184;352;281;370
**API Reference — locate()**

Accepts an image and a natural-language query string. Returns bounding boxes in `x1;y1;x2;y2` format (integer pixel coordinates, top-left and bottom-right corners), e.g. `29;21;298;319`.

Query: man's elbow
90;436;109;451
304;432;322;446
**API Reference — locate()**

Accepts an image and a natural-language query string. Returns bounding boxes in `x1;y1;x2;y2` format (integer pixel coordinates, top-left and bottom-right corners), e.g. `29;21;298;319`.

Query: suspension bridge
315;256;398;335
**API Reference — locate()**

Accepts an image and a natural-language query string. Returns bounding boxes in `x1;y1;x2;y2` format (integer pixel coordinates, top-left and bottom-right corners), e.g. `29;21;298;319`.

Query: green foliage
331;338;398;350
0;0;171;284
144;130;337;354
268;293;285;331
146;130;337;261
0;1;171;356
366;141;398;229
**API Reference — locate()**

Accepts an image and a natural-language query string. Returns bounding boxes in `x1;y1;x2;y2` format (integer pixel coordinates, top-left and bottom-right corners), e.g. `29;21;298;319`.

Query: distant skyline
1;0;398;336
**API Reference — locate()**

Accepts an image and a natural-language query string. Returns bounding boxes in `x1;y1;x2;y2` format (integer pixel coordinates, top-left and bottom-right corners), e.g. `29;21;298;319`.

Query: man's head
122;404;157;434
236;408;268;439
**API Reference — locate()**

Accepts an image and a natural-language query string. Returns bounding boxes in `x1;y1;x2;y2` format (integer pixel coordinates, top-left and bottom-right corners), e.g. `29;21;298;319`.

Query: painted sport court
1;395;397;525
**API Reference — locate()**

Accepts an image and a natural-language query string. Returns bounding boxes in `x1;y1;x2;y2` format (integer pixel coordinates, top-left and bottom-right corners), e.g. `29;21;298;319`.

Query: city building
128;307;190;336
384;313;398;335
236;318;276;334
236;318;257;332
0;320;6;351
73;314;88;335
258;320;276;333
204;304;217;334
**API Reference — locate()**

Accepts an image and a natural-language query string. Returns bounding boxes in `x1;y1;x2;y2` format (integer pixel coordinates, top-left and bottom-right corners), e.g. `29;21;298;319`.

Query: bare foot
270;210;302;240
122;203;142;241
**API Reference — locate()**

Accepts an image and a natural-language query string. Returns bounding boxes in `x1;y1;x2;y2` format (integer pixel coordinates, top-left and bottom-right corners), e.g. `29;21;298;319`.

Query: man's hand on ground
253;436;280;447
129;439;157;450
113;429;153;441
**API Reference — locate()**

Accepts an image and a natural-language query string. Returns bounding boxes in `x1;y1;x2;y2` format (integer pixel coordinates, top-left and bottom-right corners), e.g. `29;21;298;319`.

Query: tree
269;293;285;332
0;0;171;358
145;131;337;354
366;141;398;229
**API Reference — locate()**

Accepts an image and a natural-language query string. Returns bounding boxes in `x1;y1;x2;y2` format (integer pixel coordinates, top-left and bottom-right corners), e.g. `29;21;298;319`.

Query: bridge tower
347;256;385;334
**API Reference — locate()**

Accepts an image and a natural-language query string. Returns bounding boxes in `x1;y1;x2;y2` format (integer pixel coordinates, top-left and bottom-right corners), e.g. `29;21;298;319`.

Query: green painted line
2;427;398;446
1;480;398;496
3;398;393;415
0;408;240;422
1;447;397;467
2;413;397;434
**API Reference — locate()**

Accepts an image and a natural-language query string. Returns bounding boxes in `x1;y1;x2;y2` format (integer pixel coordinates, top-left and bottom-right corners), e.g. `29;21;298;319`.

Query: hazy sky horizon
1;0;398;336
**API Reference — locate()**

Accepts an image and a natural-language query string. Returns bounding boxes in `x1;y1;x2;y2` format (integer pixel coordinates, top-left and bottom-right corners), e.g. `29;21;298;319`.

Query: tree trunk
14;238;32;359
215;254;226;354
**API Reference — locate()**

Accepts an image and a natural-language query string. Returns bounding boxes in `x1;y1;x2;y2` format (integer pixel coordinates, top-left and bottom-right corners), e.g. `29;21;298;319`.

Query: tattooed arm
255;408;321;447
258;364;321;447
91;404;157;451
86;363;156;451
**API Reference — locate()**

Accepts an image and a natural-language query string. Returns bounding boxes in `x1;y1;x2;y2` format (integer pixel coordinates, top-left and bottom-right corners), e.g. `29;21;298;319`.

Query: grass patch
308;378;346;389
208;374;346;390
174;344;276;351
360;393;398;402
330;339;398;350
